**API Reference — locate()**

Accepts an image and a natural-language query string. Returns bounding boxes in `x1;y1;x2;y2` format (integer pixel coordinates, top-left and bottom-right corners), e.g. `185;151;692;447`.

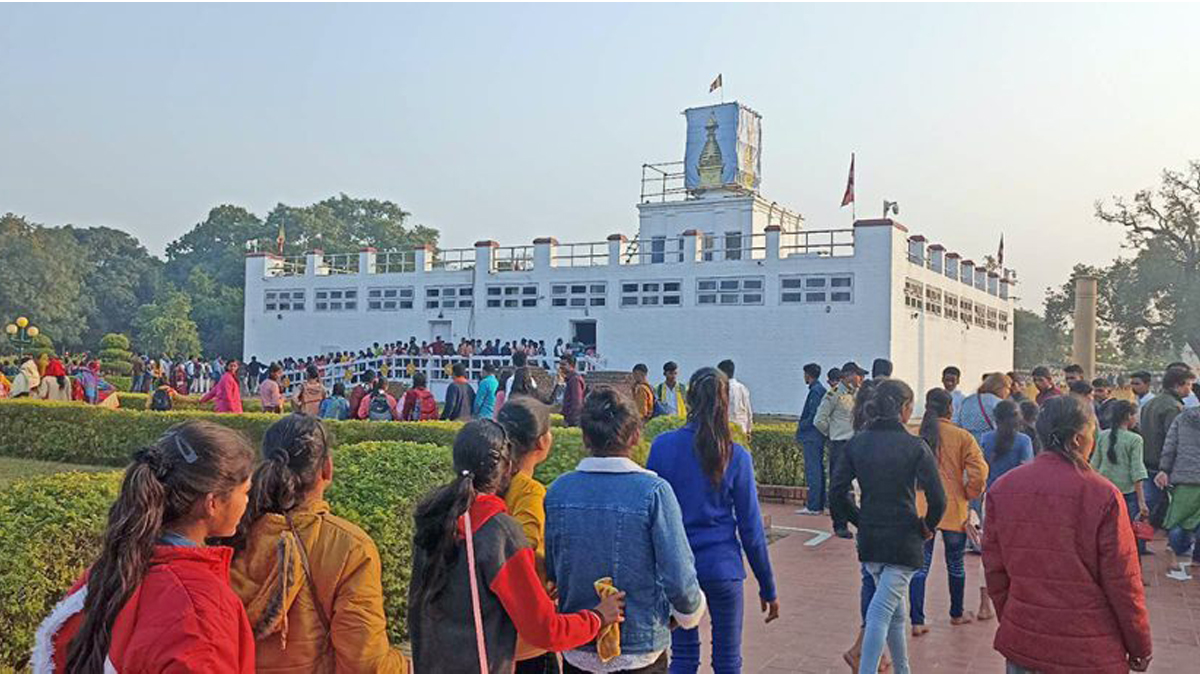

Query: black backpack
368;391;393;421
150;388;172;412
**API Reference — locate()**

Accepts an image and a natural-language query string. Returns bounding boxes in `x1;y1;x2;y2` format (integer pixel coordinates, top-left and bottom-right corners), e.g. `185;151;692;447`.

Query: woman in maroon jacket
983;395;1152;673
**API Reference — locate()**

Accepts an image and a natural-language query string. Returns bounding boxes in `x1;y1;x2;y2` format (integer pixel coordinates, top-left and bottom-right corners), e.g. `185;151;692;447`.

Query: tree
0;214;89;348
132;291;201;357
262;194;438;256
183;268;243;358
1013;308;1068;370
97;333;135;375
1093;161;1200;360
165;204;265;288
65;226;165;347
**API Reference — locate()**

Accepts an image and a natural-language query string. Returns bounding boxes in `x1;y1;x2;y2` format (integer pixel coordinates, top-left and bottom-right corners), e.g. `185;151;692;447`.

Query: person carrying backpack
317;382;351;421
402;372;439;421
358;378;400;421
146;378;178;412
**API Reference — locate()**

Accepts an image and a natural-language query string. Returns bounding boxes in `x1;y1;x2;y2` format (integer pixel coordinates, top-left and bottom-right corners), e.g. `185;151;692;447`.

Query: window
999;311;1010;334
650;236;666;264
314;288;358;312
620;280;682;307
697;276;763;306
986;307;998;331
486;283;538;309
925;286;943;316
551;282;606;308
780;274;854;304
974;303;987;327
367;286;414;311
265;289;305;312
724;232;743;261
424;285;473;310
904;279;924;310
944;294;960;321
959;298;973;326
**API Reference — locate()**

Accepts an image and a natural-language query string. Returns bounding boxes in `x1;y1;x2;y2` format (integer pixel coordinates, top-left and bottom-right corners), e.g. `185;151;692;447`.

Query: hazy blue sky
3;3;1200;309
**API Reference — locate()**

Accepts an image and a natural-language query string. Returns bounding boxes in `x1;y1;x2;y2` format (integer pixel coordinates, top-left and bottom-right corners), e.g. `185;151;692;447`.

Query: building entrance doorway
570;320;597;351
429;320;451;343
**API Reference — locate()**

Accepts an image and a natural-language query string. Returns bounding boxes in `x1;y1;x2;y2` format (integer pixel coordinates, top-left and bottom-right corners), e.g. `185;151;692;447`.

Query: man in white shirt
1130;370;1154;407
718;359;753;434
942;365;967;413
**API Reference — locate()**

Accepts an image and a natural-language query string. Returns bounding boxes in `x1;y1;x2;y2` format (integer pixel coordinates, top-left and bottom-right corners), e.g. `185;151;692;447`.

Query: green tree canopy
132;291;201;357
165;204;265;288
66;226;164;347
0;214;88;348
262;193;439;255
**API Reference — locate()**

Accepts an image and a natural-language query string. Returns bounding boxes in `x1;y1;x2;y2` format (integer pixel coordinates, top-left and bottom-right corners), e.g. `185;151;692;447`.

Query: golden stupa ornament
697;113;724;188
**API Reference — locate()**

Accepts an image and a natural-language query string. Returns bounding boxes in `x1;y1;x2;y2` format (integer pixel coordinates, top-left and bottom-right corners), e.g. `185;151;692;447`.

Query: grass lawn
0;456;110;488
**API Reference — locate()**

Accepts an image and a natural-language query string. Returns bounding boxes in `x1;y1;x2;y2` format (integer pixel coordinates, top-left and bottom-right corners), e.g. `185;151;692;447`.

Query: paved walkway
693;503;1200;673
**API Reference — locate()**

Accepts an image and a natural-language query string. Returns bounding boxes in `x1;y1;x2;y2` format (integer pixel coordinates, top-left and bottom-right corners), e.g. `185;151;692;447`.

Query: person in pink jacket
200;360;244;413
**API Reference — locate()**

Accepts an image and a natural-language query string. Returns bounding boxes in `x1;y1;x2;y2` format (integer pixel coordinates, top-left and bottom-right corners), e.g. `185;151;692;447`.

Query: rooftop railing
552;241;610;267
430;247;476;272
780;229;855;258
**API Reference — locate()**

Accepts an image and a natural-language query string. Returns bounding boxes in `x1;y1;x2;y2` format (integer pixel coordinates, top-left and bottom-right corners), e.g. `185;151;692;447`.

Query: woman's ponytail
920;388;953;457
862;379;913;428
235;414;331;548
67;421;253;673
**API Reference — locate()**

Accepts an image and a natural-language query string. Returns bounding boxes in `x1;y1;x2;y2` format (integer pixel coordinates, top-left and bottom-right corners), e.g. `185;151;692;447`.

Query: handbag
1131;519;1155;541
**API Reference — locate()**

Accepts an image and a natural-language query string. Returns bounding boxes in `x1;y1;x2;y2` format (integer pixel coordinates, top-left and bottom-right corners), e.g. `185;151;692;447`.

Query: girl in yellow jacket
497;396;556;673
231;414;407;674
913;388;990;633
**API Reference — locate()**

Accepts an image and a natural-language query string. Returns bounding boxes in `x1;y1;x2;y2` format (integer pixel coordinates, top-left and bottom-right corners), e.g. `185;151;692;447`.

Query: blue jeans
1168;524;1200;561
1122;492;1149;555
860;564;875;623
860;563;916;674
1144;478;1167;526
798;432;827;511
909;530;968;625
669;579;744;674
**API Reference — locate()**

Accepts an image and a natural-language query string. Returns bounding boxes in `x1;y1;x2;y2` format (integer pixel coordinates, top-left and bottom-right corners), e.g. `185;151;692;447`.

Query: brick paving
690;503;1200;673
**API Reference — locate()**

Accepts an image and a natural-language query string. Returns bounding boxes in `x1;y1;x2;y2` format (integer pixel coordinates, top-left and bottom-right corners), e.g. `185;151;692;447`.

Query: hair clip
174;433;199;464
461;469;472;477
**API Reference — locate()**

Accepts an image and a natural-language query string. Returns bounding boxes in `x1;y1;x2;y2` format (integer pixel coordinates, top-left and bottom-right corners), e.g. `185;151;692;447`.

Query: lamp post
4;316;39;354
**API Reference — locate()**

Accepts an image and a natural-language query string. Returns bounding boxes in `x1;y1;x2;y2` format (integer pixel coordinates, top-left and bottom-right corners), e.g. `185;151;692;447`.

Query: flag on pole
709;74;722;93
841;153;855;207
997;234;1005;267
276;224;286;255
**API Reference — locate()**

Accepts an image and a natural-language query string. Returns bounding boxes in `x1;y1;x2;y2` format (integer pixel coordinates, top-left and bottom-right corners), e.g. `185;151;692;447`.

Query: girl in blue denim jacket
648;368;779;674
546;388;707;674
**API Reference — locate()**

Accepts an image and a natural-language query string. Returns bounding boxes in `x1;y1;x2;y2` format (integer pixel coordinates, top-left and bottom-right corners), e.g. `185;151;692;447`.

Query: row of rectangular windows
904;278;1009;332
264;274;858;313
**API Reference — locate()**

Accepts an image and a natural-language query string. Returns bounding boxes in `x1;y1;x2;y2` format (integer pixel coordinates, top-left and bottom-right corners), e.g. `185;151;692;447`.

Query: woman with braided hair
409;418;623;673
230;413;407;673
33;421;255;673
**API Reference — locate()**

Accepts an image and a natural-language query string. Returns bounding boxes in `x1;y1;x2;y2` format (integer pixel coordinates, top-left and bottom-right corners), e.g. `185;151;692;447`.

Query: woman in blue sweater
648;367;779;674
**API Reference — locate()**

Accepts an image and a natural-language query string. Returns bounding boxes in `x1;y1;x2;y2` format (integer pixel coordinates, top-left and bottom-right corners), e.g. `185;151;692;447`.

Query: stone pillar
607;234;629;266
764;225;781;260
305;249;324;276
359;247;377;275
533;237;557;269
413;244;433;272
1072;276;1099;379
475;240;499;273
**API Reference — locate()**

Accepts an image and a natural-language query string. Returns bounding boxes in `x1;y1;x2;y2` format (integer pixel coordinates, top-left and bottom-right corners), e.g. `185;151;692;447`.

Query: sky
3;3;1200;310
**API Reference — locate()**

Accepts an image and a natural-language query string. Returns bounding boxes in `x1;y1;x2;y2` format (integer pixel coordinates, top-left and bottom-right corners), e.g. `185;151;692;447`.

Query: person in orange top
632;363;656;421
912;388;989;634
497;396;557;673
231;414;407;673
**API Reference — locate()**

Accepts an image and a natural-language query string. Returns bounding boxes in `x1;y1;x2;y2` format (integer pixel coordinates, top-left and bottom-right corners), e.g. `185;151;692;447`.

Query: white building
243;101;1015;413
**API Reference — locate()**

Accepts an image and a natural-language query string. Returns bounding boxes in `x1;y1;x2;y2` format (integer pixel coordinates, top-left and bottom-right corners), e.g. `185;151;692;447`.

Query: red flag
840;153;855;207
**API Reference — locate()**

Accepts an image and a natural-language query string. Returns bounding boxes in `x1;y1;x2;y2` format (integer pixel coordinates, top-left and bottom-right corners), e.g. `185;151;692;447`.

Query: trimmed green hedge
750;424;805;487
0;400;461;466
0;441;451;671
119;392;266;413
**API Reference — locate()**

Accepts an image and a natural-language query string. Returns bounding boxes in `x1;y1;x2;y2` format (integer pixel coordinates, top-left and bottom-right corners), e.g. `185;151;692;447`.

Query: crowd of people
795;357;1200;673
33;362;777;675
13;342;1200;674
0;353;118;404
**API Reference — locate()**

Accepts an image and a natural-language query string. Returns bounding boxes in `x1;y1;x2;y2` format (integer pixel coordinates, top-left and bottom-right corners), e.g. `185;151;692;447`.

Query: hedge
119;392;266;413
0;441;452;672
0;400;461;466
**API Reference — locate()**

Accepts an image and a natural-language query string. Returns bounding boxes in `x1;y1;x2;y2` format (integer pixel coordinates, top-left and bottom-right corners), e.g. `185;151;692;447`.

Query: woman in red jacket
982;395;1152;674
33;421;256;673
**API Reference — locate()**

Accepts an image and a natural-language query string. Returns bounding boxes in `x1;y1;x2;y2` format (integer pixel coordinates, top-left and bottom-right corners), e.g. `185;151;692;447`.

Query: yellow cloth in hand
594;577;621;663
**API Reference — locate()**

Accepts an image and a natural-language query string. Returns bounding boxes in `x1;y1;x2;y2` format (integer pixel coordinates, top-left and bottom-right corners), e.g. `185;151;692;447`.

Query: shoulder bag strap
978;395;994;430
286;512;332;639
463;508;490;674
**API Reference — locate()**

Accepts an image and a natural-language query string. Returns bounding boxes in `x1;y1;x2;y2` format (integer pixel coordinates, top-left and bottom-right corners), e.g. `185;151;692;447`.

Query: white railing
321;253;360;275
377;250;417;274
780;229;855;257
493;246;536;272
276;256;307;277
279;353;601;397
552;241;609;267
430;248;476;272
